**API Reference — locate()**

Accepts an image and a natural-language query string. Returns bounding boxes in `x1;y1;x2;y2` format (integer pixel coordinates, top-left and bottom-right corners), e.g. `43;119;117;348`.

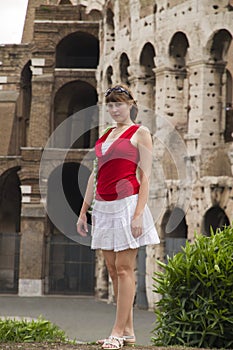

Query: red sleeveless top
95;125;140;201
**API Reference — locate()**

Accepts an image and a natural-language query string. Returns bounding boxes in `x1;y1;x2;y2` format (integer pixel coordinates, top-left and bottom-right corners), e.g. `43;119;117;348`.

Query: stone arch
0;167;21;233
168;31;189;92
119;53;130;86
11;61;32;155
0;167;21;293
138;42;156;111
205;29;233;146
225;69;233;142
161;207;187;259
105;7;115;55
53;80;98;148
87;9;102;21
139;42;156;76
203;205;230;236
166;31;189;134
58;0;72;4
56;31;99;68
169;31;189;70
207;29;232;62
106;66;113;86
45;162;95;294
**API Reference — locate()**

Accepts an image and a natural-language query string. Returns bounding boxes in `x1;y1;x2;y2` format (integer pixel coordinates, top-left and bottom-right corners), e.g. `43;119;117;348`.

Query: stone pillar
18;148;46;296
187;60;226;150
28;59;54;148
19;205;45;296
146;243;164;310
0;91;19;155
129;64;155;132
154;66;189;136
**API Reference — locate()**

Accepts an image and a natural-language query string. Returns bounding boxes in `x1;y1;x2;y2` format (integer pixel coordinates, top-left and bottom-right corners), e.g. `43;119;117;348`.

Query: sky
0;0;28;44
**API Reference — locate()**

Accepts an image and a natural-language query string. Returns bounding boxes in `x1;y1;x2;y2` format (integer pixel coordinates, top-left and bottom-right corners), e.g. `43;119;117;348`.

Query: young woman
77;84;160;349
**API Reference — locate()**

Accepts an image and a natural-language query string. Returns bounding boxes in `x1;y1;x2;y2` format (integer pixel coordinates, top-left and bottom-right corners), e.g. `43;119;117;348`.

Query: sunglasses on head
104;86;131;97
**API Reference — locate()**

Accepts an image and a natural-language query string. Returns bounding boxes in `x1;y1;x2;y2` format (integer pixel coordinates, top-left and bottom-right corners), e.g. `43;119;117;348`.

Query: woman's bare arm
76;170;95;236
131;126;153;237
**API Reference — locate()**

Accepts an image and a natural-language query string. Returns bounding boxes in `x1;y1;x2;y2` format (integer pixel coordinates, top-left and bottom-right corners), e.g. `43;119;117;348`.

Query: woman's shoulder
136;124;151;137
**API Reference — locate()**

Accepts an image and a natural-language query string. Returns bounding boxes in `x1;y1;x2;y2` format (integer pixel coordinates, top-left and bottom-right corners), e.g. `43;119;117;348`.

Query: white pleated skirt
91;194;160;252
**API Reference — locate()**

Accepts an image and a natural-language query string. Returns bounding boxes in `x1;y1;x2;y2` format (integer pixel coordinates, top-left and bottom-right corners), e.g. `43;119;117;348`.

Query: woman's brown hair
105;84;138;122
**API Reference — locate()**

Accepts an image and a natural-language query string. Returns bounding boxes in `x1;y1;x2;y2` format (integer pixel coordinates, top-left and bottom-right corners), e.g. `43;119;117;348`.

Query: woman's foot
123;335;136;346
102;336;124;349
97;335;136;346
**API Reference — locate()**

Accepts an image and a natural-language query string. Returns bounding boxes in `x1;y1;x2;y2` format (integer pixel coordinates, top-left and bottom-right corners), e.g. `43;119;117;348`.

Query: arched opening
139;43;156;112
13;61;32;154
20;61;32;147
140;43;155;77
206;30;232;145
203;206;230;236
56;32;99;69
58;0;72;4
46;162;95;295
161;207;187;260
169;31;189;93
0;167;21;293
169;32;189;70
225;40;233;142
120;53;130;86
105;8;115;54
209;29;232;62
106;66;113;86
53;80;98;148
167;32;189;133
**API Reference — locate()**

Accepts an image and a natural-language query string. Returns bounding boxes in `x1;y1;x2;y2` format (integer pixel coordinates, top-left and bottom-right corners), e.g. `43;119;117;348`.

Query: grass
0;316;67;343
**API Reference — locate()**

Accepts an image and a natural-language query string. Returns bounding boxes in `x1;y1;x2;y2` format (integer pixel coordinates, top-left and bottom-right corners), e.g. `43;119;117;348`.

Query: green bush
0;317;67;343
152;225;233;348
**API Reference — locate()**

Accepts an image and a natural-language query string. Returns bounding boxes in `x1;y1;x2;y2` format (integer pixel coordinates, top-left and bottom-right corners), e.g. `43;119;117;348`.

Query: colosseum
0;0;233;309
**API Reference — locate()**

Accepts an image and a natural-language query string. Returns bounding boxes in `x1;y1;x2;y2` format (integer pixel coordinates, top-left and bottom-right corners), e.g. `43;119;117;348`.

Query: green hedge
152;225;233;348
0;317;67;343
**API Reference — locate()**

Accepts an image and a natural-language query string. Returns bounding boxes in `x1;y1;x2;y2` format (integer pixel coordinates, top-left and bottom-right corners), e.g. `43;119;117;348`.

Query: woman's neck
116;122;133;129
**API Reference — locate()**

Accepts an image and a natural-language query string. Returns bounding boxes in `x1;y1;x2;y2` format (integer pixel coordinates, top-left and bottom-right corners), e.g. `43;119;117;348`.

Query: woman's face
106;101;132;123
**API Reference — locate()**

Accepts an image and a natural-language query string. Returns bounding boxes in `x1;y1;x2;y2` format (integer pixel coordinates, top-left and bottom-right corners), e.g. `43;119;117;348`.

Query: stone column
28;58;54;148
18;148;46;296
154;65;189;137
129;64;155;132
19;206;45;296
187;60;226;150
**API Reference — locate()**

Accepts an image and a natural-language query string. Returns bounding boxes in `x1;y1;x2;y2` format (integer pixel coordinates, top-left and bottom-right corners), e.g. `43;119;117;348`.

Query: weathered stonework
0;0;233;309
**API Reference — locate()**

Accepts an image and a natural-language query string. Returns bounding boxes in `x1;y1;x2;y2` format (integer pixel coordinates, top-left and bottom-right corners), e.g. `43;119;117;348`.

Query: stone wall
0;0;233;309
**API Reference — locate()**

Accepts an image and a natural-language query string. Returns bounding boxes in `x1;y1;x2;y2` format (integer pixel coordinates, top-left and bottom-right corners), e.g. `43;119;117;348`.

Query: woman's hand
76;213;88;237
131;214;143;238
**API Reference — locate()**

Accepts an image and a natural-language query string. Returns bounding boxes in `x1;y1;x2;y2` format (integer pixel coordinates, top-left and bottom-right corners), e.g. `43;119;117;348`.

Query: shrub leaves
152;225;233;348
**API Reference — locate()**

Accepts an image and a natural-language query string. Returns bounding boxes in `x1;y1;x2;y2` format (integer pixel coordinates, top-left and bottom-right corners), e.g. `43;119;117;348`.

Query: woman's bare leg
102;250;137;338
110;249;138;337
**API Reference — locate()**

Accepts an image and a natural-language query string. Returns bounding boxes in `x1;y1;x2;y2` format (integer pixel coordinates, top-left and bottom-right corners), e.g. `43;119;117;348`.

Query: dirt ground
0;343;161;350
0;343;212;350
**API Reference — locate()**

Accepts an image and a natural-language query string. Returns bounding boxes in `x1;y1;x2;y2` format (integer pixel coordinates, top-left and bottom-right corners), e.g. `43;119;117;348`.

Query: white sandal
123;335;136;346
102;336;124;349
97;335;135;346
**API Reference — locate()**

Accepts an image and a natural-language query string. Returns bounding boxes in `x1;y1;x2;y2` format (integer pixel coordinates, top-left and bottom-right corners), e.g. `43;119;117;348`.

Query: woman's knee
115;261;133;278
105;261;117;280
115;250;137;278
